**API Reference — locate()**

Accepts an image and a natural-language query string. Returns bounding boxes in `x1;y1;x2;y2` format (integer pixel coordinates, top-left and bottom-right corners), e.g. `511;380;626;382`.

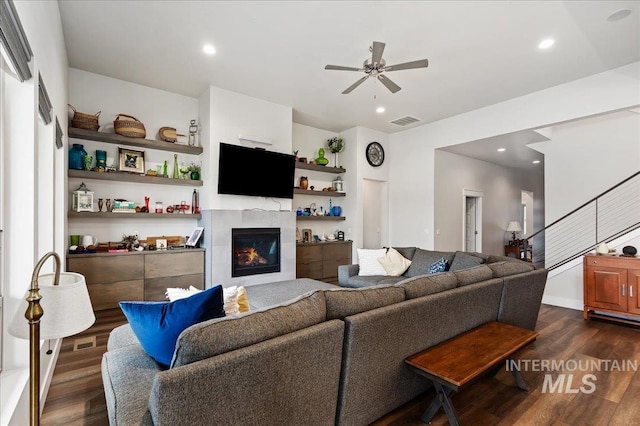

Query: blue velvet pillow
428;257;449;274
119;285;225;367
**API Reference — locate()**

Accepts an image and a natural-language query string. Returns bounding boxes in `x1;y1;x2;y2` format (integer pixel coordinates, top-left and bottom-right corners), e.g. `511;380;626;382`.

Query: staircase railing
526;171;640;270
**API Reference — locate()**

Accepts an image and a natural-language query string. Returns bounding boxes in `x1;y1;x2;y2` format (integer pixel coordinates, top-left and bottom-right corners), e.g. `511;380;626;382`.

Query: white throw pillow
377;247;412;276
166;285;241;316
357;248;389;276
222;285;240;316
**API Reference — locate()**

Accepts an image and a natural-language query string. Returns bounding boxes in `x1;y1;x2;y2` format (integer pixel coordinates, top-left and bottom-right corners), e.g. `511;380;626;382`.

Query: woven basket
68;104;100;131
114;113;146;138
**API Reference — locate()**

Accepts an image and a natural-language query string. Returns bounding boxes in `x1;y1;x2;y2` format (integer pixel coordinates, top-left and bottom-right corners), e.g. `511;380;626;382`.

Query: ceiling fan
325;41;429;94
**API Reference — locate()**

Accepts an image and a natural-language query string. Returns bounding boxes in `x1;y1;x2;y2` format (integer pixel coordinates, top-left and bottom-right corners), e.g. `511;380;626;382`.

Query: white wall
200;86;293;212
433;150;543;256
531;111;640;223
389;62;640;250
2;1;69;424
67;69;201;245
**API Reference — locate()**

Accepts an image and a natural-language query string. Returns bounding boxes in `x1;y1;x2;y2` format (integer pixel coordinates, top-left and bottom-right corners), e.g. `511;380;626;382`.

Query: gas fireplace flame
235;247;268;266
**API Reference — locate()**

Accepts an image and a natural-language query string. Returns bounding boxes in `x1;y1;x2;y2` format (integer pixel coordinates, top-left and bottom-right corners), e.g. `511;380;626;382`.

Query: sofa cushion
397;272;458;299
245;278;335;309
357;248;389;276
324;285;405;320
449;251;485;271
119;285;226;367
488;260;535;278
487;254;519;264
340;275;405;288
378;247;412;276
392;246;417;261
107;323;140;352
454;265;494;287
172;290;327;367
405;249;455;278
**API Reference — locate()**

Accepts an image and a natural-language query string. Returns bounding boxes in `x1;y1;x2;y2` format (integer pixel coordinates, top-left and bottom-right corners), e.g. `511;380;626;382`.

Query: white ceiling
58;1;640;169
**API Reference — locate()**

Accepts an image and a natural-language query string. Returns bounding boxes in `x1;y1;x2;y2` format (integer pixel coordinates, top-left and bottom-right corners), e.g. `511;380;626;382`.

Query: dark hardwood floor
41;304;640;425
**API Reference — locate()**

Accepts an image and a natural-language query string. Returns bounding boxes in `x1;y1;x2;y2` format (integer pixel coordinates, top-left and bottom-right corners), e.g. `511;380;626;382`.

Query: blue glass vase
69;144;87;170
331;206;342;217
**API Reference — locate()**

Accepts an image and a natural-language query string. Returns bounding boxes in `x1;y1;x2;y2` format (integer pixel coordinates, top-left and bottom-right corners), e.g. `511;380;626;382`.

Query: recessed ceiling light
376;107;385;113
497;148;506;152
607;8;632;22
533;160;541;164
538;38;555;50
203;44;216;55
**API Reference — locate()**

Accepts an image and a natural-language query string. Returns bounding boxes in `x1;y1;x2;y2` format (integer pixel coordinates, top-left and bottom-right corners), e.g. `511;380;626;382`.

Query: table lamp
8;252;95;426
506;221;523;243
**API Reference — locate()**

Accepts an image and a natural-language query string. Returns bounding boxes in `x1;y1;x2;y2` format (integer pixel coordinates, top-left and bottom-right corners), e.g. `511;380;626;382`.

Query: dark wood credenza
296;240;352;285
67;249;205;311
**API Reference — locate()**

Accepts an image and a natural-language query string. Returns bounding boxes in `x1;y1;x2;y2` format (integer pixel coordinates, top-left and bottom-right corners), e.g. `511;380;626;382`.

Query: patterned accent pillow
357;248;389;276
428;257;449;274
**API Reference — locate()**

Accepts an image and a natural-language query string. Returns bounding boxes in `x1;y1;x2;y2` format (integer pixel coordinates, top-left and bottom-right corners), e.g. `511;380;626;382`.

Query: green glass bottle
172;154;179;179
163;160;168;178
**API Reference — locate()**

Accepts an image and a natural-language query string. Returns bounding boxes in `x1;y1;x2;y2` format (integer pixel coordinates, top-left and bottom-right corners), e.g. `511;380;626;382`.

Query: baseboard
542;295;582;311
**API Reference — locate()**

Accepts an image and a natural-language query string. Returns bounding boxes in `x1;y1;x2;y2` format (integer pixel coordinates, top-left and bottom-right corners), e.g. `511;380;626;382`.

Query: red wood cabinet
583;254;640;324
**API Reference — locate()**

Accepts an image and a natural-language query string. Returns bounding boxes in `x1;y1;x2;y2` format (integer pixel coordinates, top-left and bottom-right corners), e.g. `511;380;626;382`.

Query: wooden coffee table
405;321;538;425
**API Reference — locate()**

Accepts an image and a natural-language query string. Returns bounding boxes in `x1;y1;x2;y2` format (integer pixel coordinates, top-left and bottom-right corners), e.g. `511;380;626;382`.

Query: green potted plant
327;136;344;168
188;162;201;180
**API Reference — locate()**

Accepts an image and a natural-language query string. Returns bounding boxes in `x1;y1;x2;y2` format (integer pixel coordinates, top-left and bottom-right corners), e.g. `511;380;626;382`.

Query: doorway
362;179;388;249
463;190;483;252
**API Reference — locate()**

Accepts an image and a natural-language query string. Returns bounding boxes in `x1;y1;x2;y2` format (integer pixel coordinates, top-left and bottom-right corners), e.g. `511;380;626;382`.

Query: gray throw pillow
405;249;455;278
449;251;485;271
392;247;417;261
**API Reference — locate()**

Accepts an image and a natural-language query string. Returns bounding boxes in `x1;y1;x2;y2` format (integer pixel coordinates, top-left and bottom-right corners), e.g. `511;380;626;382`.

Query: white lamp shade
506;221;523;233
9;272;95;340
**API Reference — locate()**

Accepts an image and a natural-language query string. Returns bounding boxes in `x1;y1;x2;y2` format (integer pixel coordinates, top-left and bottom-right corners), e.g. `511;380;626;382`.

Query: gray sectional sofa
102;251;547;425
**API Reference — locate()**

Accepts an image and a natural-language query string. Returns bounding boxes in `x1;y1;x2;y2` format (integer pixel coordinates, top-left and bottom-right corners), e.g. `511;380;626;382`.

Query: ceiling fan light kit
325;41;429;94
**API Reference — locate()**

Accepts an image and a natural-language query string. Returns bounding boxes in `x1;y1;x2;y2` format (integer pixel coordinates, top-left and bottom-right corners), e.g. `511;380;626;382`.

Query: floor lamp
9;252;95;426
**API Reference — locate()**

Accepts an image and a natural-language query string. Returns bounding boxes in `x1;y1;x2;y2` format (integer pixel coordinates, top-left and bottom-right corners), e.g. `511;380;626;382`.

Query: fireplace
232;228;281;277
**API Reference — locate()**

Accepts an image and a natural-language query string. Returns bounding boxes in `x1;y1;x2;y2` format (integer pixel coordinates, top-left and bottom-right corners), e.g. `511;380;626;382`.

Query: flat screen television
218;143;295;199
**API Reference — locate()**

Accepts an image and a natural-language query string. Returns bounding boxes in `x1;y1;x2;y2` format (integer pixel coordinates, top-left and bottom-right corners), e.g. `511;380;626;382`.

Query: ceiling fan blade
371;41;385;65
325;64;363;71
384;59;429;72
377;74;401;93
342;76;369;94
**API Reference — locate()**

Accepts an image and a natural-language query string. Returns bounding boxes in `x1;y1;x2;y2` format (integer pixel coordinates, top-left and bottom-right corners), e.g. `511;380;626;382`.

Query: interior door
363;179;383;249
465;197;477;252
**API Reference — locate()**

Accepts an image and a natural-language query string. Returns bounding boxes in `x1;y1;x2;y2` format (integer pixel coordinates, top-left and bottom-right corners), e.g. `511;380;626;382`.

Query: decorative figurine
188;119;199;147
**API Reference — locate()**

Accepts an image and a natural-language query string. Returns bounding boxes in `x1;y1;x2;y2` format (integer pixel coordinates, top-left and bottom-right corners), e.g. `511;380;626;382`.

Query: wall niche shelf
293;188;345;197
68;211;201;220
68;169;202;187
295;162;345;174
296;216;345;221
69;127;203;155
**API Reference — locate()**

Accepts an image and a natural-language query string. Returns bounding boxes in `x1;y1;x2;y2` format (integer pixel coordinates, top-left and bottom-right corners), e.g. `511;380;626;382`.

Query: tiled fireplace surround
199;210;297;287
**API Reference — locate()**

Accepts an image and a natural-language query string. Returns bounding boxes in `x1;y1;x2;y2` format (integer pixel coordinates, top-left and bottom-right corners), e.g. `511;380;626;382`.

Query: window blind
0;0;32;81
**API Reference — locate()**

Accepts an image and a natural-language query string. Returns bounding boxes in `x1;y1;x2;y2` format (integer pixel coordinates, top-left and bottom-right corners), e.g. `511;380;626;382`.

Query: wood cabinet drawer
87;279;144;310
145;251;204;278
297;245;323;263
297;261;323;279
68;255;144;284
145;273;204;301
322;259;349;278
323;243;351;261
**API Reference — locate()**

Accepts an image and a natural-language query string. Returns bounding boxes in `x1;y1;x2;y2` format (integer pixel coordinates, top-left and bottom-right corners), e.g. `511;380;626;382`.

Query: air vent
390;116;421;126
73;336;96;351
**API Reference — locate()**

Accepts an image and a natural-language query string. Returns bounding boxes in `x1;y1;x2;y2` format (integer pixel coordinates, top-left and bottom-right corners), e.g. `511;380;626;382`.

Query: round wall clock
366;141;385;167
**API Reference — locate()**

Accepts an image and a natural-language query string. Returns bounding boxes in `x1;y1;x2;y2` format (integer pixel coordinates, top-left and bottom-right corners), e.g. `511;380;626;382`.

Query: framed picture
118;147;145;174
156;238;167;250
302;228;313;243
186;227;204;247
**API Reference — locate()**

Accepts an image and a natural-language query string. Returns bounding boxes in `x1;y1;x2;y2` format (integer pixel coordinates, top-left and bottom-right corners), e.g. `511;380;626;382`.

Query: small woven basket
68;104;100;131
114;113;146;138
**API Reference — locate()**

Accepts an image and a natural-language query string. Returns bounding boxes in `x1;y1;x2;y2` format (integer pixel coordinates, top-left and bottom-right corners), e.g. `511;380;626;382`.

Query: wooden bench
405;321;538;425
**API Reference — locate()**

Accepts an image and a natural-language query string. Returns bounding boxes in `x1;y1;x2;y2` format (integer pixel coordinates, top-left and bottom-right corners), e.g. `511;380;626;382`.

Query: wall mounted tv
218;142;295;199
